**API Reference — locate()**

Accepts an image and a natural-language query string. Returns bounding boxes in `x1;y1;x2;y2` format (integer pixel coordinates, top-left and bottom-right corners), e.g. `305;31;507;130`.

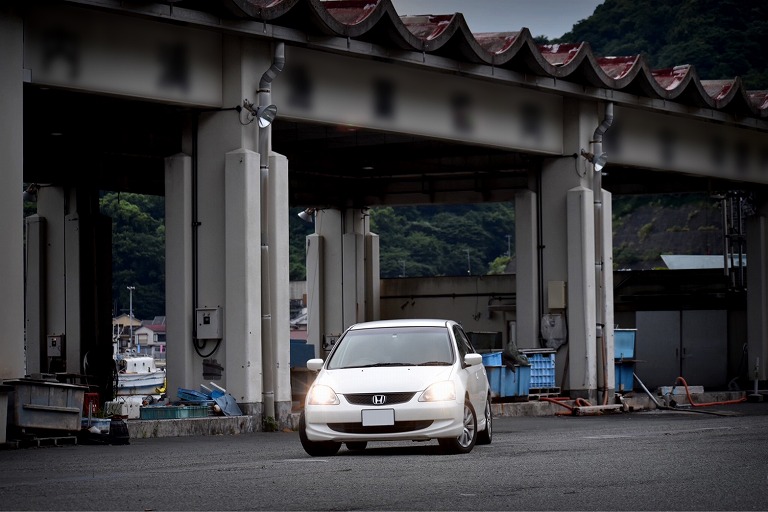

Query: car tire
438;400;477;454
476;394;493;445
299;412;341;457
345;441;368;451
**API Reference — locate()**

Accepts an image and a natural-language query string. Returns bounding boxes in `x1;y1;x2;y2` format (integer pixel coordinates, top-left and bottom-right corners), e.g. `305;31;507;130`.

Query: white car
299;319;492;456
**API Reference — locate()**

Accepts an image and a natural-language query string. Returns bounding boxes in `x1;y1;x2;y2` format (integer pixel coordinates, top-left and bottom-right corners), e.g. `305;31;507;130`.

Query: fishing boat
115;352;166;396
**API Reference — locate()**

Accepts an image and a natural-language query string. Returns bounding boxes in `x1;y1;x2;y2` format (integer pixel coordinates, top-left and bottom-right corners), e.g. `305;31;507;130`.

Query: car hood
316;366;456;393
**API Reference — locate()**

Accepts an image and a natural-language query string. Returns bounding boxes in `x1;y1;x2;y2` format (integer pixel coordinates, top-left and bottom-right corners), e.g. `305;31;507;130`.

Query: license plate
362;408;394;426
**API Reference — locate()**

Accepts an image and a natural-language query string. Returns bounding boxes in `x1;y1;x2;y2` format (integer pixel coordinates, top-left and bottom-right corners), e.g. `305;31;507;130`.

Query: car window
452;325;475;363
326;326;454;369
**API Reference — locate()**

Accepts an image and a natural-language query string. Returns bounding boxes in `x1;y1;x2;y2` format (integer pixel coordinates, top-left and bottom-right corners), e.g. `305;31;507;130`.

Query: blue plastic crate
486;365;530;398
485;366;503;397
615;362;635;392
526;352;555;388
290;339;316;368
482;352;503;367
614;329;636;359
502;365;531;397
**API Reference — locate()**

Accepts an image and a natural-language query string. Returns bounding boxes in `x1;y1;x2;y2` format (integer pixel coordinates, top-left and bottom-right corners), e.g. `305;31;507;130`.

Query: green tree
100;192;165;320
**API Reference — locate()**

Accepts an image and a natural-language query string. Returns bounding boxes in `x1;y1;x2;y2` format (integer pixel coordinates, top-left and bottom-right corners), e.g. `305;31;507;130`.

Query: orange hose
541;396;599;416
672;376;747;407
540;396;574;413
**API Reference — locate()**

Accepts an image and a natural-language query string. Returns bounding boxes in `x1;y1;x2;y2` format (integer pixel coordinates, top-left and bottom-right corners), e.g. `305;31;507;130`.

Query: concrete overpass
1;0;767;429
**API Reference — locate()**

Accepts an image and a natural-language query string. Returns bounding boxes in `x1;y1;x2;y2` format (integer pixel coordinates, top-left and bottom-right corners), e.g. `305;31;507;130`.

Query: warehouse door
636;310;727;390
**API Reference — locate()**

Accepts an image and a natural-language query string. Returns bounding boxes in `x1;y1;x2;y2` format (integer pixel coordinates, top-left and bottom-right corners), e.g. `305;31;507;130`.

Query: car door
452;324;487;412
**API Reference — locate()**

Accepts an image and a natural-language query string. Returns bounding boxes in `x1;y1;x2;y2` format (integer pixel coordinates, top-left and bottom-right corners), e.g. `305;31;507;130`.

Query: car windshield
326;326;455;370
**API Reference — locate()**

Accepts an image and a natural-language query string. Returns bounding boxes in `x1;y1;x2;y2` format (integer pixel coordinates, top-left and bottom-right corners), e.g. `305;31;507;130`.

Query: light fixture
298;208;316;223
242;99;278;128
23;184;38;203
580;149;608;172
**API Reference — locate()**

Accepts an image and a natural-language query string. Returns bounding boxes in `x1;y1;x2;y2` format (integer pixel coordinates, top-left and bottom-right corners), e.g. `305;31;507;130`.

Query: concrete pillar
747;209;768;381
566;187;597;399
308;208;379;357
164;154;196;394
24;215;46;375
266;153;292;427
539;98;604;400
33;187;75;374
0;9;25;379
187;34;265;409
365;231;381;322
514;189;539;348
314;209;345;355
224;149;263;413
306;233;324;359
342;209;367;326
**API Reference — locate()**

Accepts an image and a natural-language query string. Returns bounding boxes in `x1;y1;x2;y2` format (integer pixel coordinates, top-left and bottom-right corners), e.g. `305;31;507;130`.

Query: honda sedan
299;319;492;456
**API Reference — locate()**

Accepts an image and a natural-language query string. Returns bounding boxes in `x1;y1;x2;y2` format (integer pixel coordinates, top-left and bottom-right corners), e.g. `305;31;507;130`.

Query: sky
390;0;604;39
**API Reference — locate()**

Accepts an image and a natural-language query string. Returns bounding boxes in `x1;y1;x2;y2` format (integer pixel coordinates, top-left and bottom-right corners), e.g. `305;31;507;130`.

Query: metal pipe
259;42;285;423
592;102;613;404
633;371;663;408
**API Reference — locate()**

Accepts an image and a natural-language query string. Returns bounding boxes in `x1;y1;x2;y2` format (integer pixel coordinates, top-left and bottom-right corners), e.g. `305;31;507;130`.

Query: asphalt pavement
1;398;767;511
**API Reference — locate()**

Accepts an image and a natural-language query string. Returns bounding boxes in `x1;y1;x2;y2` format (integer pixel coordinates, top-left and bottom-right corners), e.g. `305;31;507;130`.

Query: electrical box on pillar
196;307;222;340
46;335;64;358
323;334;339;355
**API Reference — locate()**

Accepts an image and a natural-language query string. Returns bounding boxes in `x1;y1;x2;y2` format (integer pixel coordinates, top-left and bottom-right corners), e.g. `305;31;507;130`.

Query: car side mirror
306;358;324;371
464;353;482;367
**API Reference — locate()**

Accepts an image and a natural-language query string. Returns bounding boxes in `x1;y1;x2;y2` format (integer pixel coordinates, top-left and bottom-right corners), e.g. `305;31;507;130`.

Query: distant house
134;323;166;359
136;317;167;358
112;313;142;351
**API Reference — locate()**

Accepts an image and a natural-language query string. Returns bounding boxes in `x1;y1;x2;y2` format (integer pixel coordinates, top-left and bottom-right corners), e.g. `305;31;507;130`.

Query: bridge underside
24;87;756;207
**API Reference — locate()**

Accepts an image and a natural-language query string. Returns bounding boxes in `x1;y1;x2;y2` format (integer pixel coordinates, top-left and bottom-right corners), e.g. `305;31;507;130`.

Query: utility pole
127;286;135;351
466;249;471;275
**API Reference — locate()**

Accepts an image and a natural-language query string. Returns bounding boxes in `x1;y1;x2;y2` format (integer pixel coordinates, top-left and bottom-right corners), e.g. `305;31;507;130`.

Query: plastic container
524;352;556;388
290;339;316;368
502;365;531;397
485;365;530;398
139;405;209;420
481;352;503;367
5;378;86;432
614;329;637;360
615;362;635;392
485;366;503;397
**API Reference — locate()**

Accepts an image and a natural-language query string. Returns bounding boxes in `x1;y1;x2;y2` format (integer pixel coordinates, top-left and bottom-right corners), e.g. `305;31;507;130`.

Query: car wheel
438;400;477;454
476;394;493;445
299;412;341;457
346;441;368;451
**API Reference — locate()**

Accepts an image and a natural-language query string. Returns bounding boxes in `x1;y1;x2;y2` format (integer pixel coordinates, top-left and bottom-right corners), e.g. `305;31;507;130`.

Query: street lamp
127;286;135;351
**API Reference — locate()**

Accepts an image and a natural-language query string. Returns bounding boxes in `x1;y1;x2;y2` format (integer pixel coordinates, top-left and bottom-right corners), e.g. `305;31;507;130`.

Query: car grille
343;392;416;406
328;421;433;434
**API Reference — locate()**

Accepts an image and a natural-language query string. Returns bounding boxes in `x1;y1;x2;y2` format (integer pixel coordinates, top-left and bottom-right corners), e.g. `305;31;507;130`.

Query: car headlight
419;381;456;402
307;384;340;405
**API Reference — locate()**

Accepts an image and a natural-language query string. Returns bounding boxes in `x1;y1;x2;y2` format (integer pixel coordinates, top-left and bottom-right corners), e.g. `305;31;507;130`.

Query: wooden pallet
528;387;561;399
6;434;78;449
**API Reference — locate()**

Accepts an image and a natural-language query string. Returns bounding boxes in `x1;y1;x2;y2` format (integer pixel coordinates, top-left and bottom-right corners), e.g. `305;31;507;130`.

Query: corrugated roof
218;0;767;119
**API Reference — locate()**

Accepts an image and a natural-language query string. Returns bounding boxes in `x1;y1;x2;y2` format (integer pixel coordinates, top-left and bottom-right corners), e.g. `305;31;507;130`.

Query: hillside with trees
556;0;768;89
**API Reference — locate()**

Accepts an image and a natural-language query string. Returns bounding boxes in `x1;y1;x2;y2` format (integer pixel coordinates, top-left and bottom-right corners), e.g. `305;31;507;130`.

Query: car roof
347;319;454;330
